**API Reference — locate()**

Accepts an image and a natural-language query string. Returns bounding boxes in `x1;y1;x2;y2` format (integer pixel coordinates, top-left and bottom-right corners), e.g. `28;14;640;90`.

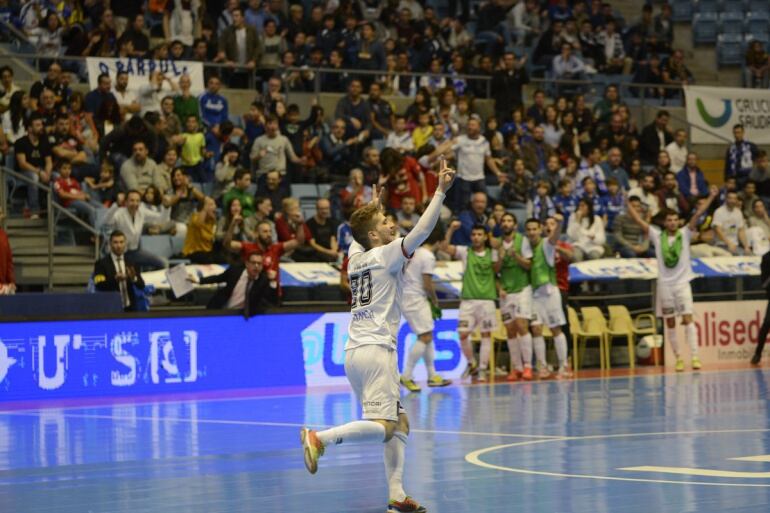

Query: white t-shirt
712;205;745;247
345;238;409;350
402;246;435;298
649;225;694;286
385;131;414;152
113;88;138;121
453;135;490;182
665;141;687;172
747;225;770;256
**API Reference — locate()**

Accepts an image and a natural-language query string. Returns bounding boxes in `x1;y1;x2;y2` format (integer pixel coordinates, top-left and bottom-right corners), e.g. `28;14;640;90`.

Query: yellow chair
607;305;658;368
568;307;605;371
578;307;609;371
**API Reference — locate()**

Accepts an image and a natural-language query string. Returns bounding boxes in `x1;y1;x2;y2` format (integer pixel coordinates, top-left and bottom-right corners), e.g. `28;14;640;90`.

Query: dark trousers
756;300;770;358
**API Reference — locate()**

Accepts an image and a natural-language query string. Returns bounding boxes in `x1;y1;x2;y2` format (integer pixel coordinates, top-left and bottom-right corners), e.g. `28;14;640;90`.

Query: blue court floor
2;369;770;513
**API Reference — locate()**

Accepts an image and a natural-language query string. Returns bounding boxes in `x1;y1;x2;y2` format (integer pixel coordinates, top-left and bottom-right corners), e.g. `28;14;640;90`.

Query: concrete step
5;217;47;229
16;255;95;266
9;234;48;249
11;244;95;257
16;266;93;286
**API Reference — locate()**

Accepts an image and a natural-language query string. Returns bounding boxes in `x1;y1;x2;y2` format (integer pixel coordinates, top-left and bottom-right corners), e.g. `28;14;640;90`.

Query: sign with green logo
685;85;770;144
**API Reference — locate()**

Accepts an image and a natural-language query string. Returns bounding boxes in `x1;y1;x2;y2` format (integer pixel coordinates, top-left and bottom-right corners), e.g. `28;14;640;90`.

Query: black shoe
751;353;762;365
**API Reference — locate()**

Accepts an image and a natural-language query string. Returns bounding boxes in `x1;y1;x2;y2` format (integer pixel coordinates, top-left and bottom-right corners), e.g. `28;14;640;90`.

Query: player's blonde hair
350;203;381;250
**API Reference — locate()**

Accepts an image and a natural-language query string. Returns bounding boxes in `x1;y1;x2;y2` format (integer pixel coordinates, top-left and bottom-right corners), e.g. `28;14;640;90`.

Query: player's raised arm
547;213;564;245
439;219;461;258
403;158;456;256
687;185;719;233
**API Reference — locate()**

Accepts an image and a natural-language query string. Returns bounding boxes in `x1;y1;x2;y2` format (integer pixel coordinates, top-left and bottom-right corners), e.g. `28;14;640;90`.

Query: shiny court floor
2;369;770;513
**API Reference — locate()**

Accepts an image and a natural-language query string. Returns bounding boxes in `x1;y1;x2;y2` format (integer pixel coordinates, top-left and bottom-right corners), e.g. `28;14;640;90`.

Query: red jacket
0;228;14;286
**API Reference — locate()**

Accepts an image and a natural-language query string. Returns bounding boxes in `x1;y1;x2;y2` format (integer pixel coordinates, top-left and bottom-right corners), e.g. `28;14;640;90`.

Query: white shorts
531;285;566;328
402;295;434;336
458;299;497;334
345;344;405;422
500;286;533;324
656;281;693;318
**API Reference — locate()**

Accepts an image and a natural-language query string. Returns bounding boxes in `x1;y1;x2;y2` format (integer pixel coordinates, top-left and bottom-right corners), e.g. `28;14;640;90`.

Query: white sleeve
543;239;556;266
454;245;468;266
402;189;447;256
348;240;365;258
521;237;533;259
648;225;661;248
491;249;499;262
382;237;409;273
424;251;436;275
711;208;725;227
483;140;491;158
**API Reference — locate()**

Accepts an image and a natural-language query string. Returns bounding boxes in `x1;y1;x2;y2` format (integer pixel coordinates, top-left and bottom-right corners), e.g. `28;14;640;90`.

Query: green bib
661;230;683;268
499;233;530;293
531;240;557;289
461;248;498;300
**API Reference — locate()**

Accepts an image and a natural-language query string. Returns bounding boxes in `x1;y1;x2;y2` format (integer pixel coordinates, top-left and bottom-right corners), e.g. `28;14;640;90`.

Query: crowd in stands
0;0;763;308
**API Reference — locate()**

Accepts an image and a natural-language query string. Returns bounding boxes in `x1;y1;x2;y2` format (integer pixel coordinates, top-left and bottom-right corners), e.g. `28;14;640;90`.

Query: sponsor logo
696;97;732;128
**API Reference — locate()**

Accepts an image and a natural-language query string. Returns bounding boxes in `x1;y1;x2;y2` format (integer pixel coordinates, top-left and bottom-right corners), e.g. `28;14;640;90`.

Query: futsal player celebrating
495;213;535;382
627;185;719;372
400;230;453;392
526;216;572;379
442;221;499;382
300;160;456;513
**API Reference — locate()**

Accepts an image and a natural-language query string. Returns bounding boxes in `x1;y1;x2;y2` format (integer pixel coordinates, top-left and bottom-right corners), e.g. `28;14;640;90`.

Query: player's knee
419;333;432;344
681;315;692;325
397;415;410;436
665;317;676;329
380;421;397;441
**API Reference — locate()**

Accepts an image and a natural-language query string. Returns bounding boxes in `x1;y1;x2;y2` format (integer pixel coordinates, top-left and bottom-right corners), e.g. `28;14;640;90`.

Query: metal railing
0;166;99;290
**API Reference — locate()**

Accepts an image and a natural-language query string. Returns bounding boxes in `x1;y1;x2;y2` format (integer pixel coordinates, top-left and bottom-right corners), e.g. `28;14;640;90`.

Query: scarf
661;230;683;268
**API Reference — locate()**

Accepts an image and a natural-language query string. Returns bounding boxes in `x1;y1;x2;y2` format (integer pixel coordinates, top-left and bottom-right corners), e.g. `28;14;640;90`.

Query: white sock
507;336;523;371
533;335;547;368
384;431;407;502
403;341;426;381
423;341;437;378
554;333;568;370
316;420;386;446
520;332;533;368
685;323;699;357
666;325;680;357
479;335;492;370
460;335;476;365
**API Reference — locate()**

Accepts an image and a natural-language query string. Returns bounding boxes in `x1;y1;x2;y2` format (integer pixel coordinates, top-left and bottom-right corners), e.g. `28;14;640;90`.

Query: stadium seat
718;12;745;35
749;0;770;14
316;183;331;198
746;12;770;38
569;306;606;372
718;33;745;66
671;0;694;22
693;13;719;44
291;183;318;198
696;0;719;14
607;305;658;368
140;235;173;259
721;0;746;14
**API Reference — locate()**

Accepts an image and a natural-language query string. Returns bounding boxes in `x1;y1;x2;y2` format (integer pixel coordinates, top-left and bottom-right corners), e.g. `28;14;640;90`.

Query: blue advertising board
0;311;464;402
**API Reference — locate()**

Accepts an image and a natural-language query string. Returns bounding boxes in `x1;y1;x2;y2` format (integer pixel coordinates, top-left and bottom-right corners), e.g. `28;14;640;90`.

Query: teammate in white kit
400;229;453;392
300;161;456;513
627;185;719;371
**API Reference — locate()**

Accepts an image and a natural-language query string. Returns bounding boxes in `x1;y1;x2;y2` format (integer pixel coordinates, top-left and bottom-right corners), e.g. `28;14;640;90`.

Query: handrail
667;111;734;145
0;20;32;46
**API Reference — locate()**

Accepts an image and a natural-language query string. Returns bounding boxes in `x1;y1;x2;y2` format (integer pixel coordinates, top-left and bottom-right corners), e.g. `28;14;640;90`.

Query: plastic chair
718;12;745;35
717;33;745;66
696;0;719;14
747;12;770;35
721;0;746;14
749;0;770;14
608;305;658;367
140;235;173;259
671;0;694;22
569;307;606;371
581;307;610;370
693;13;719;44
290;183;318;198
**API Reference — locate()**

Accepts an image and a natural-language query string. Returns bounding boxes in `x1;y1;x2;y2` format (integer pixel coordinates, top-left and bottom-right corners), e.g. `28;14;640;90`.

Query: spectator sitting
690;195;733;257
746;40;769;89
396;195;420;236
725;123;759;186
199;75;229;130
385;115;414;154
340;168;373;212
535;155;563;195
140;185;175;235
501;158;534;208
120;140;163;194
250;114;304;177
54;161;106;230
321;118;363;179
665;129;688;172
155;148;178;194
0;208;14;295
51;114;93;178
604;177;625;231
359;146;382;185
213;143;240;199
334;79;371;138
577;146;608;196
600;147;630;190
198;251;277;317
451;191;490;245
256;169;289;214
113;71;140;122
552;43;586;94
612;196;652;258
628;173;660;217
179;115;210;183
275;197;315;261
639;110;673;166
182;196;220;264
163;168;205;239
580;176;608;221
553;179;578;224
712;190;750;255
529;180;557;224
15;113;53;218
597;18;628;74
657;171;690;218
750;150;770;199
520;125;556;175
84;161;119;207
567;198;606;261
592;84;621;125
676;152;709;206
0;66;21;114
85;73;118;131
740;181;760;221
306;198;339;263
748;198;770;241
216;198;254;262
104;190;167;270
367;82;394;141
223;168;256;218
93;230;146;311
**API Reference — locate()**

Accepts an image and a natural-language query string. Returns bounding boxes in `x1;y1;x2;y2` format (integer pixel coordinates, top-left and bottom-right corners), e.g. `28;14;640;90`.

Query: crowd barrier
0;310;467;402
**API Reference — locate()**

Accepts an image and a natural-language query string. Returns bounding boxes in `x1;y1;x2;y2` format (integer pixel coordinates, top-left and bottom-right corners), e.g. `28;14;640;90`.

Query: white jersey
649;225;694;286
345;238;409;350
402;247;435;299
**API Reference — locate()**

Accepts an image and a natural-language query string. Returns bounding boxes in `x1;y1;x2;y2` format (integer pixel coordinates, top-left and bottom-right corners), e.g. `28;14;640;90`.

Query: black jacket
639;122;673;165
202;265;277;317
762;251;770;297
93;254;145;311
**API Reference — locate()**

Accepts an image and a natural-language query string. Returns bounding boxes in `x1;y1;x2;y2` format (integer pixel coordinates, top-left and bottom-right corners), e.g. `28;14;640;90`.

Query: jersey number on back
350;270;373;308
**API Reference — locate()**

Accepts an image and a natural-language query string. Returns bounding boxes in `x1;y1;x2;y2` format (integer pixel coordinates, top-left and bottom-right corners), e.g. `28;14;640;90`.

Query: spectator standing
0;66;21;114
137;71;177;115
164;168;205;238
639;110;673;166
567;198;606;261
250;114;303;177
725;123;759;186
216;7;259;88
520;125;556;175
0;208;15;295
334;80;371;138
492;51;529;122
93;230;145;311
712;191;750;255
198;251;277;317
596;18;628;74
306;198;339;262
367;82;394;142
612;196;652;258
662;49;694;96
274;197;314;261
385;115;414;153
84;73;118;131
750;151;770;199
529;180;557;223
665;129;688;172
746;40;769;89
179;115;209;183
54;161;106;229
120;140;163;193
451;116;505;211
105;190;167;270
552;43;585;95
199;75;228;130
182;196;219;263
223;169;256;217
451;191;489;245
340;168;373;212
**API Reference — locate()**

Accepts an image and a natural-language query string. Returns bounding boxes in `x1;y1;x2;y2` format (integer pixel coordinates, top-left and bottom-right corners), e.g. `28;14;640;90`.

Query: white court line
1;411;565;439
1;367;766;415
465;428;770;487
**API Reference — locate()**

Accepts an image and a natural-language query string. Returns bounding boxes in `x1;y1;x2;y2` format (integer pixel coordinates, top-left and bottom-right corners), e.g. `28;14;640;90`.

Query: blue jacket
676;166;708;198
452;210;487;246
199;92;229;128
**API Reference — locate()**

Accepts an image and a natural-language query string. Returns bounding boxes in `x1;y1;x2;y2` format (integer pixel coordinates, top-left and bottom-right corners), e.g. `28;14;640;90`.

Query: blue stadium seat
721;0;746;14
671;0;694;22
745;33;770;46
291;183;318;198
170;236;186;256
696;0;719;14
747;12;770;36
140;235;173;259
719;12;745;35
748;0;769;14
718;34;745;66
693;13;719;44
